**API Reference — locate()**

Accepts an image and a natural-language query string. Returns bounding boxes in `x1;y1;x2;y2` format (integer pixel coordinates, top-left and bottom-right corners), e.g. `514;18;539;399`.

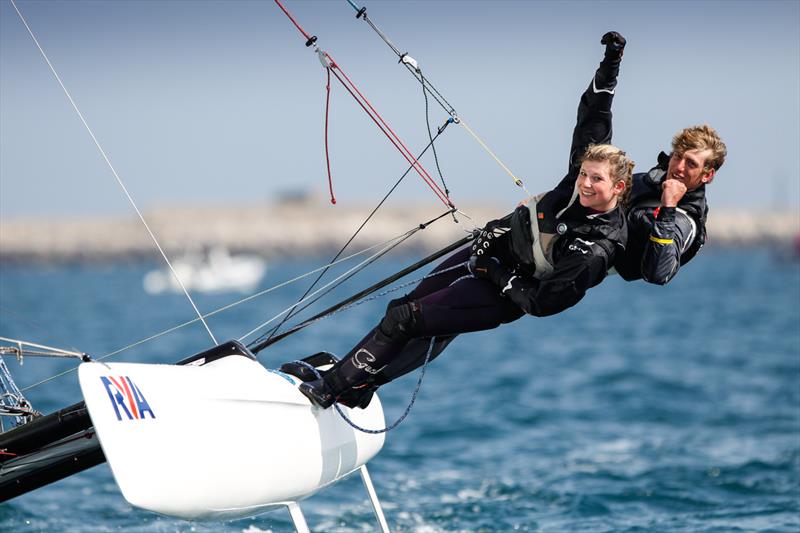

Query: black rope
248;119;456;349
420;70;450;202
361;13;457;116
249;210;456;353
249;231;473;354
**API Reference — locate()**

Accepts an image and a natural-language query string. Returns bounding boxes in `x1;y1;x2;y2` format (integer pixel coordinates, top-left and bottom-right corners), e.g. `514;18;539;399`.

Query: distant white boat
143;247;267;295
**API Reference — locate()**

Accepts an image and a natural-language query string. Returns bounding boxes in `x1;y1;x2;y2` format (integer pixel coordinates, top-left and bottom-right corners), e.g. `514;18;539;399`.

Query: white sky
1;0;799;218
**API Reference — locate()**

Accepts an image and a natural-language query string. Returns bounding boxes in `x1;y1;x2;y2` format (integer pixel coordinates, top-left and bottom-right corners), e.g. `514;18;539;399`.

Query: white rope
237;228;423;343
18;228;417;392
9;0;217;345
457;117;532;196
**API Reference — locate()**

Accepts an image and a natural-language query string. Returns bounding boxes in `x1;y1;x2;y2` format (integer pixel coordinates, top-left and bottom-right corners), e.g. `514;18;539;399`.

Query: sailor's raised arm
566;31;626;175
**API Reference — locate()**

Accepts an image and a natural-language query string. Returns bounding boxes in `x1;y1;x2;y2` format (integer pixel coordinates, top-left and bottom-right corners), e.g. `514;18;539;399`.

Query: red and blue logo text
101;376;156;421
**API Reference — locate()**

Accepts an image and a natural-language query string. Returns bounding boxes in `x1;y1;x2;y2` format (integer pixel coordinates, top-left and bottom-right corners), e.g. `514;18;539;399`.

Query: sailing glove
471;219;510;257
469;254;512;288
601;31;626;60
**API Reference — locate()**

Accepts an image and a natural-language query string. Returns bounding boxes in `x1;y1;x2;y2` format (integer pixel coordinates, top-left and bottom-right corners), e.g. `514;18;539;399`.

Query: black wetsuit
614;153;708;285
328;51;628;398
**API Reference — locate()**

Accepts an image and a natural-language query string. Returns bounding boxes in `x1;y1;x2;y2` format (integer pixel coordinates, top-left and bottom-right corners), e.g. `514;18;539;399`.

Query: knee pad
377;301;421;344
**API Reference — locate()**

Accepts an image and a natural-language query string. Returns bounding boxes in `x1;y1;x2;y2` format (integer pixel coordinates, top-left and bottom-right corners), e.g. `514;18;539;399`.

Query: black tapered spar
249;233;474;354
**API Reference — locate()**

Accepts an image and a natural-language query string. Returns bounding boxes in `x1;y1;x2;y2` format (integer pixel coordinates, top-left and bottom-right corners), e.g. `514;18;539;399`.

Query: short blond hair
672;124;727;173
582;144;635;205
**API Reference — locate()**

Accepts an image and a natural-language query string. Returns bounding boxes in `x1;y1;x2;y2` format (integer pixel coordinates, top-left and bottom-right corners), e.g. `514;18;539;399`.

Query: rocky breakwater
1;201;798;263
0;202;489;263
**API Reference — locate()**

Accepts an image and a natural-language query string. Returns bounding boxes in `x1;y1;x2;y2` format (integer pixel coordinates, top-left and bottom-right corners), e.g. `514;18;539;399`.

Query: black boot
280;352;338;382
298;378;338;408
335;368;393;409
300;301;421;409
300;348;361;407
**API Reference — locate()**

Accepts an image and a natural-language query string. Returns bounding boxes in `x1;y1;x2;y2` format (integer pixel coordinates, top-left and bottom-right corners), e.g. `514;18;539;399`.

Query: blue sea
1;247;798;532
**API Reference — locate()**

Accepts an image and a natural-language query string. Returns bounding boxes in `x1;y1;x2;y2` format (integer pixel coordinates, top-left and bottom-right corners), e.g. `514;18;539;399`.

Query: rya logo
100;376;156;421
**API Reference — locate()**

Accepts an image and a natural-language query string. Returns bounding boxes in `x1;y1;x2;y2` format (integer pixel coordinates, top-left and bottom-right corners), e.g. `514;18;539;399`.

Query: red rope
273;0;313;42
329;57;450;205
274;0;453;208
324;68;336;204
328;66;450;206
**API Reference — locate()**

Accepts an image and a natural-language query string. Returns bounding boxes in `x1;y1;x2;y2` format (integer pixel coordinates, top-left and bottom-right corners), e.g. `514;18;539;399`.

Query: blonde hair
581;144;635;206
672;124;727;173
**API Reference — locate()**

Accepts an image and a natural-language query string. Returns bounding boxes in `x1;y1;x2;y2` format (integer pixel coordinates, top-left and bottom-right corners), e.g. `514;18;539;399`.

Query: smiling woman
576;144;634;212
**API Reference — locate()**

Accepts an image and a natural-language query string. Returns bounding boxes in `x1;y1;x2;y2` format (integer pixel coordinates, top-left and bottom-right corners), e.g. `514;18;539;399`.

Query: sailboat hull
78;353;385;520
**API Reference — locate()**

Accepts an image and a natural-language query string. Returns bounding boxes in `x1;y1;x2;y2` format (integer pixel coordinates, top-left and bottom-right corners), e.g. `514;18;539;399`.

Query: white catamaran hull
78;354;385;521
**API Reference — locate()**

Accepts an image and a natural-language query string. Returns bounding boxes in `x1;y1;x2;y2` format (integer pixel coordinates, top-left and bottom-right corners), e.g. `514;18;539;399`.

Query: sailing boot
335;370;393;409
298;364;356;409
279;352;338;382
299;300;422;408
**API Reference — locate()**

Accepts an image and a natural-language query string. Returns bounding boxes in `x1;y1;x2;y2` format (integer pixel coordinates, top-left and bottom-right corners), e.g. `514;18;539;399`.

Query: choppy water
1;247;798;532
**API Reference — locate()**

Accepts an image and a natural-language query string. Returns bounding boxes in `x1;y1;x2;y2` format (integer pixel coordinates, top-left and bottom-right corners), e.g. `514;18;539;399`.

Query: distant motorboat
143;247;266;295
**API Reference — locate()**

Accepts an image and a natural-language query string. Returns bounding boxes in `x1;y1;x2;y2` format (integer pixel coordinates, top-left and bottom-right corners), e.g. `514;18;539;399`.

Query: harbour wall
1;202;798;263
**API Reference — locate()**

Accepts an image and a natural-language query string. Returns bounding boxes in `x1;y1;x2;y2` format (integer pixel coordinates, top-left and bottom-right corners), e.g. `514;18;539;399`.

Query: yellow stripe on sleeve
649;235;674;245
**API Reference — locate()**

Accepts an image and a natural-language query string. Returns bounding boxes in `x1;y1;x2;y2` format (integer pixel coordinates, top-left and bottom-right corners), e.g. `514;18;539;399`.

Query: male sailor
614;124;726;284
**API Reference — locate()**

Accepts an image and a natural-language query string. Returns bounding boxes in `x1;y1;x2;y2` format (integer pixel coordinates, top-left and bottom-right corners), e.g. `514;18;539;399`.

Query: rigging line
238;226;422;345
258;119;454;346
250;231;474;354
420;70;450;201
274;262;462;340
273;0;451;207
322;53;447;207
0;337;84;359
9;0;218;345
345;1;530;195
345;0;456;116
254;209;457;349
18;230;416;393
323;67;336;204
325;59;451;207
399;60;455;118
273;0;314;42
457;117;531;196
253;118;454;347
361;13;456;115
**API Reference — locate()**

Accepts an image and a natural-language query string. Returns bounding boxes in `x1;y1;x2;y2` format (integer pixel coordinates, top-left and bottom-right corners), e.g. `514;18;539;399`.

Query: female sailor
294;31;632;409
